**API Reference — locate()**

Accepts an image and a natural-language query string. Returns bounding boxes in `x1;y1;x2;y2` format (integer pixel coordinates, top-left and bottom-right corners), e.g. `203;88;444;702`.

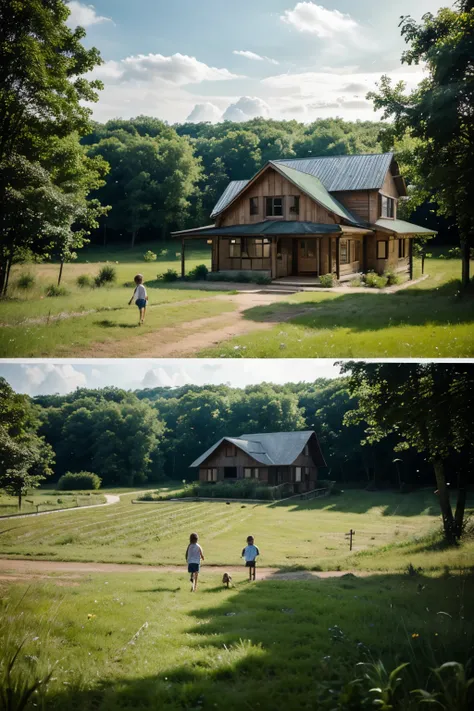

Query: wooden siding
366;233;410;274
334;190;371;222
218;167;338;226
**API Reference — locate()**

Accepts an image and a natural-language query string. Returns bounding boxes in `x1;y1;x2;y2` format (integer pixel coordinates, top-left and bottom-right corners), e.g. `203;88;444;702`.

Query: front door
297;239;318;274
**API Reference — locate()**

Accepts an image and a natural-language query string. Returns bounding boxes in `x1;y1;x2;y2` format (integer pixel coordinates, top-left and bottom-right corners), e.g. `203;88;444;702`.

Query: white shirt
134;284;147;301
242;544;259;562
187;543;203;564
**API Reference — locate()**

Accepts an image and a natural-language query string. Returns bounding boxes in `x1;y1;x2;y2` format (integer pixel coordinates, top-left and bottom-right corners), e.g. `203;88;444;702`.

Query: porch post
181;238;185;278
362;235;367;272
336;236;341;280
409;238;414;280
271;236;277;279
318;237;322;276
215;237;220;273
328;237;333;274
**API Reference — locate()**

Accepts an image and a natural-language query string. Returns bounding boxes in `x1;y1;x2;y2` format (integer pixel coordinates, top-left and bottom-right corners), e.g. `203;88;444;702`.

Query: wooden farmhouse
190;430;326;494
173;153;436;283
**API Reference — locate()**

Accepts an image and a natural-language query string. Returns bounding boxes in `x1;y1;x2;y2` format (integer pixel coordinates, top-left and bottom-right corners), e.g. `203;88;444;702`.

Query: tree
0;379;54;508
0;0;106;293
341;362;474;543
367;2;474;287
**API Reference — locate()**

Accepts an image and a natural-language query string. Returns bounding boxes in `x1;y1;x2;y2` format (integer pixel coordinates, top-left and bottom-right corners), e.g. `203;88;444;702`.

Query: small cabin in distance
173;153;436;283
190;430;326;494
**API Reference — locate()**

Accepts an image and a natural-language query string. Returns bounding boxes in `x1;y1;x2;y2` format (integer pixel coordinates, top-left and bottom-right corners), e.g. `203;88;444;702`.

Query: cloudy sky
68;0;445;124
0;359;342;396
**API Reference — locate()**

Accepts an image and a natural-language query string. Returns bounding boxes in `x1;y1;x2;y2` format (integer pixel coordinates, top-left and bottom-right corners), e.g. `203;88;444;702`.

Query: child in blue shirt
242;535;260;581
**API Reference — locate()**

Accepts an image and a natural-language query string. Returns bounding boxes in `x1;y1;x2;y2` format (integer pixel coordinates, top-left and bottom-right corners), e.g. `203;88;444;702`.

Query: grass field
1;569;473;710
1;243;473;357
200;257;474;358
0;490;106;517
1;489;472;573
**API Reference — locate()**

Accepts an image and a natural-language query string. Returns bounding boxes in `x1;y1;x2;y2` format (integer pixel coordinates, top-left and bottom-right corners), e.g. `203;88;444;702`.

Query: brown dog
222;572;233;588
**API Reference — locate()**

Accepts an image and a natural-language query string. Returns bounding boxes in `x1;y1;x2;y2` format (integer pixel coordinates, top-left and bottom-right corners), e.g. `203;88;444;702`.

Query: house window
244;467;259;479
265;197;284;217
398;238;407;258
224;467;237;478
380;195;395;218
300;239;316;258
340;240;349;264
295;466;302;482
225;443;236;457
229;238;241;258
249;197;258;216
304;467;310;481
206;468;217;482
304;445;309;456
377;240;388;259
289;196;300;215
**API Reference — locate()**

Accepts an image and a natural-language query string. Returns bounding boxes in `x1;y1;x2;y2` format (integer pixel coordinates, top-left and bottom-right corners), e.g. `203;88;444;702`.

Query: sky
0;359;342;396
67;0;448;124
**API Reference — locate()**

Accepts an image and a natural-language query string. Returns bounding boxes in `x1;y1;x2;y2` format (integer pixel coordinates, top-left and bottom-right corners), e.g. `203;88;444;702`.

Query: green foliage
186;264;209;280
173;480;292;500
143;250;157;262
15;272;35;290
349;275;363;287
383;269;401;286
206;271;271;284
364;272;388;289
57;471;101;490
158;269;179;282
319;273;336;287
76;274;92;288
45;284;68;297
94;265;116;287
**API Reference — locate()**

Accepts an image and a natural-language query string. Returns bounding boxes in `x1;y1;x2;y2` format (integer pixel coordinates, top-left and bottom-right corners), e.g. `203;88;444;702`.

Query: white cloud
23;364;87;396
113;53;241;86
66;1;112;28
141;368;192;389
281;2;358;38
233;50;279;65
186;102;223;123
222;96;271;121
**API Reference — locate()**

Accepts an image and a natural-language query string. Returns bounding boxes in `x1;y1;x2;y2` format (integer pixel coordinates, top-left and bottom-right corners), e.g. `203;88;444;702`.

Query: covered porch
172;221;372;281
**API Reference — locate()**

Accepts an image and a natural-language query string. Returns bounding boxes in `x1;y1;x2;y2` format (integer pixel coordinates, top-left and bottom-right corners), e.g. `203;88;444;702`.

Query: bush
158;269;179;282
16;272;36;290
319;273;336;287
57;471;102;491
383;269;400;286
45;284;68;297
143;250;157;262
173;480;292;501
94;265;117;287
76;274;92;288
253;273;272;285
349;274;363;287
187;264;209;280
364;271;388;289
206;271;271;284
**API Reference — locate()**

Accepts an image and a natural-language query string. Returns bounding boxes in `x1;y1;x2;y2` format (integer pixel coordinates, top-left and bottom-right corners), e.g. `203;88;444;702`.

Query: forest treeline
31;378;439;489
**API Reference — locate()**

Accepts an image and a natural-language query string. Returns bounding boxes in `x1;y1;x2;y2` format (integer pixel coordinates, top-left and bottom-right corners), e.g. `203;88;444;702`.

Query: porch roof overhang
172;221;372;238
374;218;437;236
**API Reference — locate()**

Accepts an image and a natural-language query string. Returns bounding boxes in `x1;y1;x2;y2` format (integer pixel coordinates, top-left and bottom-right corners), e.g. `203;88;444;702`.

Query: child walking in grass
186;532;204;592
242;535;259;581
128;274;148;325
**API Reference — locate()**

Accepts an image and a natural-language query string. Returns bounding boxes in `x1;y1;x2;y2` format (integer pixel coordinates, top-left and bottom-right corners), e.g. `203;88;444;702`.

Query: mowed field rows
1;490;473;572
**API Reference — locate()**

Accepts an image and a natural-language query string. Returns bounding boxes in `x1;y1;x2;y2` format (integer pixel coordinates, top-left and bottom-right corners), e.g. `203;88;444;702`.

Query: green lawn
1;489;472;573
200;256;474;358
0;490;106;517
1;570;472;710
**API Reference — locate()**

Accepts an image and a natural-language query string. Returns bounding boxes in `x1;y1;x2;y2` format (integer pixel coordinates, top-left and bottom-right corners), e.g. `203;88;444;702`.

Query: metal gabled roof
275;153;394;192
272;162;360;225
211;180;249;218
172;221;342;238
190;431;318;468
374;218;437;235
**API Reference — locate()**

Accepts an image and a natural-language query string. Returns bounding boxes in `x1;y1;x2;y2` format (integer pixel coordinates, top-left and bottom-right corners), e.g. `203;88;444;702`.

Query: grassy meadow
200;256;474;358
1;489;473;573
0;490;106;517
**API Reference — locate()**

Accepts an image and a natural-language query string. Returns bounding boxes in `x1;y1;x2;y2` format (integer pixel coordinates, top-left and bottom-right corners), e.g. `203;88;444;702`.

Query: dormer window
249;197;259;216
265;197;284;217
289;196;300;215
380;195;395;218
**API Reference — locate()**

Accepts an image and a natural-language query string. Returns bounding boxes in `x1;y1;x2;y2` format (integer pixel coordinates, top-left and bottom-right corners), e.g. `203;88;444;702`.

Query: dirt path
0;557;373;582
1;491;149;521
78;292;316;358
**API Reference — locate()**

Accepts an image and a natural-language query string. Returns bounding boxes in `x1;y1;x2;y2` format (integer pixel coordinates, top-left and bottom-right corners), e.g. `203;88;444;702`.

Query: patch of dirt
0;558;374;582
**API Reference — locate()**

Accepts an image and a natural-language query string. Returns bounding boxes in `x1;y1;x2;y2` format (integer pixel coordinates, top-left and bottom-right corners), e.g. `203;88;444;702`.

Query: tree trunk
3;257;12;295
18;490;22;510
433;458;455;542
453;470;467;539
461;238;470;288
57;260;64;286
131;230;137;248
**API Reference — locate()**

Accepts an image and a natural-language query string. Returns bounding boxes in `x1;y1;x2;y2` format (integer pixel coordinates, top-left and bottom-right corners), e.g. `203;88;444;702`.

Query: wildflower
411;633;419;638
87;613;96;620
